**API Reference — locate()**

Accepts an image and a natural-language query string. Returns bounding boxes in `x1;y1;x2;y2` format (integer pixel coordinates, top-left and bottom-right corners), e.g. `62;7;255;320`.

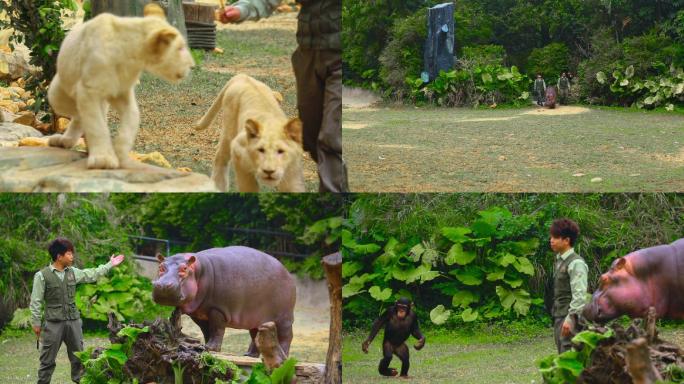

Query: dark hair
550;219;580;246
48;238;74;261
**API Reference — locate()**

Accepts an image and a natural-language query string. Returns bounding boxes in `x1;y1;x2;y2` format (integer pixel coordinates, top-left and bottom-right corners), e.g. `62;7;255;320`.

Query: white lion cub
194;74;305;192
47;5;195;169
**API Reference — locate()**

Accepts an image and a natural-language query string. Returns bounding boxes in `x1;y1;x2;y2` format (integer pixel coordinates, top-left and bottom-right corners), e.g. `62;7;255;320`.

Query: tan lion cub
48;5;195;169
195;74;305;192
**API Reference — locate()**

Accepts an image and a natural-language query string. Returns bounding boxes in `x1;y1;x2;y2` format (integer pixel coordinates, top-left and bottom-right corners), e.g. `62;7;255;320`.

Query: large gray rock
0;122;43;141
0;147;218;192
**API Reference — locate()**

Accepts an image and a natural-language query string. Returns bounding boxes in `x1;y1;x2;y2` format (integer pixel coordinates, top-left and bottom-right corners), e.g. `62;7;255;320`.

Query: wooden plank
211;352;326;384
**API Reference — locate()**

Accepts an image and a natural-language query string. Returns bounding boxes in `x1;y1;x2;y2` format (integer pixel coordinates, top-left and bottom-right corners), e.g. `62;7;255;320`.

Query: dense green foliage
342;194;684;329
0;194;344;333
0;194;167;330
343;0;684;108
0;0;79;114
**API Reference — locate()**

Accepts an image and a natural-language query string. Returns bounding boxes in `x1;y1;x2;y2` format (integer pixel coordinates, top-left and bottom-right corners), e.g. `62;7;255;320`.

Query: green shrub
406;64;531;107
526;42;571;85
343;0;437;86
461;45;507;67
379;10;428;93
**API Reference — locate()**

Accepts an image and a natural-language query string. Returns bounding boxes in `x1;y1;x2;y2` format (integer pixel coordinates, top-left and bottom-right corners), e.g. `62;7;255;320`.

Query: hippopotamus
152;246;296;355
583;239;684;323
545;86;557;109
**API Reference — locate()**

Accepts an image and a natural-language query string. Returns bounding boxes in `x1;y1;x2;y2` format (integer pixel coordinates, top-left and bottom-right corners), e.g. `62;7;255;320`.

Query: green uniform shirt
231;0;341;50
29;262;113;327
555;248;588;327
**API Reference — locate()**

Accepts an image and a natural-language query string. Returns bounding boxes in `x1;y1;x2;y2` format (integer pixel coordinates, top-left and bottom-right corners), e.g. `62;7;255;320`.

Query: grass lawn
343;105;684;192
342;324;684;384
131;13;319;191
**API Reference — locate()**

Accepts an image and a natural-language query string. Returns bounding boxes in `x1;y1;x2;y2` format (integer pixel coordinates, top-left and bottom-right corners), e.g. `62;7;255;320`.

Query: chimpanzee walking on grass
362;298;426;377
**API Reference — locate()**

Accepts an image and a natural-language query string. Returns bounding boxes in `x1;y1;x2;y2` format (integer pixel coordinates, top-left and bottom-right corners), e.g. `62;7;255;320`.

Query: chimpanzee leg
394;343;410;376
378;340;398;376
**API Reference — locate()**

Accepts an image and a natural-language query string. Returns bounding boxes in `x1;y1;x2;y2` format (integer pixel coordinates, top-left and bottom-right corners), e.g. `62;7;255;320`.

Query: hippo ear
186;255;196;270
613;257;627;271
156;253;165;263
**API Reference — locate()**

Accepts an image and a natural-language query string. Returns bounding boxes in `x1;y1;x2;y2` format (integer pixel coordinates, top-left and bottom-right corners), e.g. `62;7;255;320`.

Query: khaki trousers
37;319;84;384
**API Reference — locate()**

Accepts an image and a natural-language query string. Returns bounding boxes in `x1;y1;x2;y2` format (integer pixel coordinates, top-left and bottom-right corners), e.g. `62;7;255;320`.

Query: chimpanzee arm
411;315;426;350
366;309;391;344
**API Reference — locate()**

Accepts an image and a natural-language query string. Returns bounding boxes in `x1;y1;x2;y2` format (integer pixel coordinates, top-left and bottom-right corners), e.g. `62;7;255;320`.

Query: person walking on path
534;74;547;107
557;72;570;105
30;238;125;383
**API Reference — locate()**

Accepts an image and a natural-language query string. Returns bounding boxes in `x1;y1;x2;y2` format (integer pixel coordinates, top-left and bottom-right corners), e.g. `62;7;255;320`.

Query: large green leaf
486;268;506;281
342;273;375;298
102;346;128;365
440;227;471;243
342;262;363;278
341;230;381;255
451;290;479;308
368;286;392;301
470;220;496;238
572;329;614;350
409;243;425;262
429;305;451;325
504;277;524;288
461;307;479;322
451;266;484;286
270;357;298;384
513;257;535;275
445;243;477;266
496;252;517;267
495;286;532;316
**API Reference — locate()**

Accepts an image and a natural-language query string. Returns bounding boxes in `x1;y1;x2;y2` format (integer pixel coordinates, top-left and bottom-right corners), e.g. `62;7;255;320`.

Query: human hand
218;6;241;23
561;320;572;337
110;254;125;267
33;325;41;338
361;340;370;354
414;337;425;350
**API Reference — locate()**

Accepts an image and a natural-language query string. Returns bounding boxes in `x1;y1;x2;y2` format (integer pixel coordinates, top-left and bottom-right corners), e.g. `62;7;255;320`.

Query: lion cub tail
194;82;231;131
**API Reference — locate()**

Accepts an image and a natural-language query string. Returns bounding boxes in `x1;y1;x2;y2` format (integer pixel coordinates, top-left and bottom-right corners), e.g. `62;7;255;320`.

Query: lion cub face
145;26;195;83
244;117;303;187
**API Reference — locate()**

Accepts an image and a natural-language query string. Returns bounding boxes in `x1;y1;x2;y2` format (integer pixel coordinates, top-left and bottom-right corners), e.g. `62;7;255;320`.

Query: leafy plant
8;307;32;330
245;358;298;384
537;329;614;383
596;64;684;109
0;0;79;114
75;263;171;323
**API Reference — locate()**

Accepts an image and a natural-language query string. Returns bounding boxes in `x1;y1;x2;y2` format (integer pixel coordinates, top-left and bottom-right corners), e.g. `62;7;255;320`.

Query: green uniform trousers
553;316;574;354
291;47;348;192
38;319;84;384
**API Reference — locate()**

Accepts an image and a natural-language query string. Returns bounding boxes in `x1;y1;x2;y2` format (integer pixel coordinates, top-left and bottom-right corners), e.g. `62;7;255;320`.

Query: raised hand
110;254;125;267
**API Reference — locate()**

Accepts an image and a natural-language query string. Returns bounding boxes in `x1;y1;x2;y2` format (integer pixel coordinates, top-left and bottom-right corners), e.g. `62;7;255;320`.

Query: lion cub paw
87;152;120;169
48;134;80;149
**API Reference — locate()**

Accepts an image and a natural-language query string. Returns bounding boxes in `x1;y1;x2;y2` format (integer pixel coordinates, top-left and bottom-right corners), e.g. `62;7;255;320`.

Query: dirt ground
130;12;320;190
343;93;684;192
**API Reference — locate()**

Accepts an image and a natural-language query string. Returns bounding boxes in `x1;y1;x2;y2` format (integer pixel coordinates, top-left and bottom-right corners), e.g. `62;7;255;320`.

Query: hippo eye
158;265;166;276
178;264;188;278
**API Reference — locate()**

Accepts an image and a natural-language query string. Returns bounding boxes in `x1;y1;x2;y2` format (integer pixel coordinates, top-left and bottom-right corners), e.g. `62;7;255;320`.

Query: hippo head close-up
152;253;200;307
583;255;649;323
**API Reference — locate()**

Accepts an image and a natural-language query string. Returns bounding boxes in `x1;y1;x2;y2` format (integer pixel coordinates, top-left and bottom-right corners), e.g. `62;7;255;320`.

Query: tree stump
90;0;188;39
423;2;455;82
322;252;342;384
626;338;663;384
255;321;287;371
182;2;218;49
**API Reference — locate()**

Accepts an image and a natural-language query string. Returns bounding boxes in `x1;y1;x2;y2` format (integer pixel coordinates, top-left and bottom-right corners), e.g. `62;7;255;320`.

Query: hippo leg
192;318;211;345
276;319;294;356
205;308;227;352
245;328;260;357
